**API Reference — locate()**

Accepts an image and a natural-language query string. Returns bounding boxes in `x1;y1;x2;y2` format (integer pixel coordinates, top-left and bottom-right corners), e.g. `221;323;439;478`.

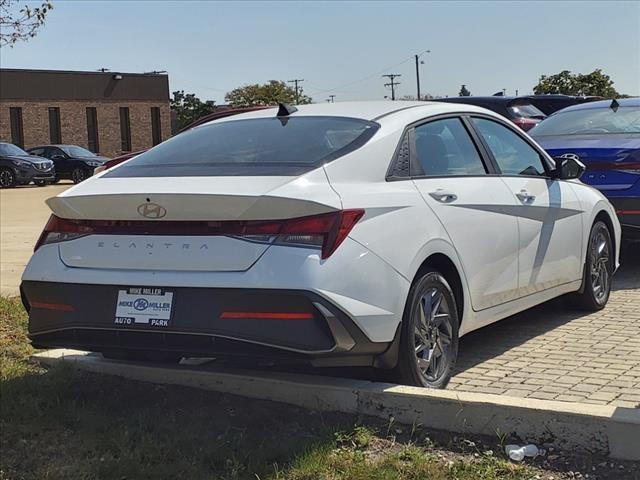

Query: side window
47;147;63;159
29;148;44;156
413;118;486;177
472;117;547;176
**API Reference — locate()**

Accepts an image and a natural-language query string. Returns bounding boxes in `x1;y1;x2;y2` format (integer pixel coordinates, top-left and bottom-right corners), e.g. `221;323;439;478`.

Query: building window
119;106;131;152
9;107;24;148
86;107;99;153
48;107;62;144
150;107;162;146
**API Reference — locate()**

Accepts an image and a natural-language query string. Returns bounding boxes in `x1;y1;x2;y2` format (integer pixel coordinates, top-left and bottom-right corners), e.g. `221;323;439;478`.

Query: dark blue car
531;98;640;240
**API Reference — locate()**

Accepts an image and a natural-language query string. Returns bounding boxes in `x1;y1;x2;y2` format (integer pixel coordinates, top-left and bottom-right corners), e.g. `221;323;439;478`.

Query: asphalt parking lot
0;183;70;295
1;183;638;408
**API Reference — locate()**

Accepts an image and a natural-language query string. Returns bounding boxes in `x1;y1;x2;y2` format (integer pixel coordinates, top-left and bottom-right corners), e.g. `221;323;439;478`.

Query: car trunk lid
48;171;342;272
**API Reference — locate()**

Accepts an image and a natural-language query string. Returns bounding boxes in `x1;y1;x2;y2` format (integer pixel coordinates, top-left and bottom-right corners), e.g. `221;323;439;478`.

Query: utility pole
328;95;336;103
382;74;401;101
414;49;430;100
288;79;304;104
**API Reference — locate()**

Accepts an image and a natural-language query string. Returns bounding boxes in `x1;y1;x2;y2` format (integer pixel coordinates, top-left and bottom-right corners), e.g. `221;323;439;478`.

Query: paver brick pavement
450;248;640;408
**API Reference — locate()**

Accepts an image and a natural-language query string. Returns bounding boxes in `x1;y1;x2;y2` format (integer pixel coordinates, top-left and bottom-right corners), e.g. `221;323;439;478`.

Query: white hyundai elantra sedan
21;101;620;388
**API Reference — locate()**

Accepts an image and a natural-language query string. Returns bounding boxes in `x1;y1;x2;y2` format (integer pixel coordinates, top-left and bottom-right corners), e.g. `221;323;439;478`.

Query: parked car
22;101;620;388
0;142;55;188
435;96;546;131
521;95;604;115
27;145;108;183
94;106;271;175
530;98;640;240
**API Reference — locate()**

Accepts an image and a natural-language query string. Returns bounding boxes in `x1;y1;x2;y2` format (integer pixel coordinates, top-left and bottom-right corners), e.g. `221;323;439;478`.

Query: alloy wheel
414;287;454;382
0;169;15;188
590;228;611;304
72;168;88;183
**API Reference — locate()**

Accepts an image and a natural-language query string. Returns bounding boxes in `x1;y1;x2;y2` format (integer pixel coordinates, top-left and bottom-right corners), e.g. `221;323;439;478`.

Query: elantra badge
137;202;167;219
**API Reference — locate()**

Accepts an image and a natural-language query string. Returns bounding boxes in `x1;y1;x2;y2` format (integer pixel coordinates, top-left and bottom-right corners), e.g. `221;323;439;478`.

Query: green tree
533;69;620;98
225;80;312;107
458;84;471;96
170;90;216;131
0;0;53;47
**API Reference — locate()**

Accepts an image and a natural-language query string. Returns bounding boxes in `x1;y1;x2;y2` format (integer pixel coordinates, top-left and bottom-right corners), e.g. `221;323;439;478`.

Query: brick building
0;69;171;158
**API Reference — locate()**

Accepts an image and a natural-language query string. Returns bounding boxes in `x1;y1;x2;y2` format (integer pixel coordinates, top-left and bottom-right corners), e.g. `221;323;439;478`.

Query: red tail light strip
616;210;640;215
220;311;314;320
30;301;75;312
35;209;365;259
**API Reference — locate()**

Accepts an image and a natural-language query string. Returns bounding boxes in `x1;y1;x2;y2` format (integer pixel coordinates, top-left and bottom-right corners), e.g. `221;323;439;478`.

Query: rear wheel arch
413;253;465;326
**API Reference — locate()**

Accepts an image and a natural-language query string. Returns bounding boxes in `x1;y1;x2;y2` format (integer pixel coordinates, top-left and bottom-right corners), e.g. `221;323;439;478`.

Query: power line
382;74;401;101
288;79;304;104
307;56;413;94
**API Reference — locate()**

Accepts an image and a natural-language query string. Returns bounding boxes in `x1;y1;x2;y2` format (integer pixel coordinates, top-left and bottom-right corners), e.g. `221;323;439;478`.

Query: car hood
2;154;50;164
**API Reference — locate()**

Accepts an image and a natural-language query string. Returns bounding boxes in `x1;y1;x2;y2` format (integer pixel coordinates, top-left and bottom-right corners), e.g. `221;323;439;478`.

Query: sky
2;1;639;103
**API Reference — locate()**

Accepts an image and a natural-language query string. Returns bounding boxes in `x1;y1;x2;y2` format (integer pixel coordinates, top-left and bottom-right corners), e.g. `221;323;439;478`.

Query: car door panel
409;116;520;311
501;176;583;294
415;178;521;310
470;116;585;298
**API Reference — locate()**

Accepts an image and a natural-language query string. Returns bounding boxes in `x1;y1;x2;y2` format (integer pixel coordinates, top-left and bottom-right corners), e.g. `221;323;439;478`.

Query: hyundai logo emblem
137;202;167;219
133;298;149;311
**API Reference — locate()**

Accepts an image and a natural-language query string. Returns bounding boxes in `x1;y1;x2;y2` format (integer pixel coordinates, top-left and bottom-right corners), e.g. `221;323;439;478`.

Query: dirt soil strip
33;349;640;462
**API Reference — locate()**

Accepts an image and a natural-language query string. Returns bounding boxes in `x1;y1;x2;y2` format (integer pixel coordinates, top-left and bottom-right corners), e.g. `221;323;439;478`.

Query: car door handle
515;190;536;203
429;189;458;203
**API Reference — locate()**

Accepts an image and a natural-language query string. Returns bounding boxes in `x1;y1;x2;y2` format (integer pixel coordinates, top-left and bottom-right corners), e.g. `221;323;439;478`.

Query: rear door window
413;117;487;176
106;116;379;177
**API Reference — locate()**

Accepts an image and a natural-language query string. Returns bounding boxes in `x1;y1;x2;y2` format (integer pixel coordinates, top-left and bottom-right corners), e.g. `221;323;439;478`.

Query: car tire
35;180;47;187
102;350;182;363
0;168;16;188
71;167;90;184
568;220;613;311
395;268;459;389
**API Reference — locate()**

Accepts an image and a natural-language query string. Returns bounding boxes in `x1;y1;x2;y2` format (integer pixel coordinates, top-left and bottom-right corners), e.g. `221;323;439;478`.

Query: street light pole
414;49;430;100
415;55;420;101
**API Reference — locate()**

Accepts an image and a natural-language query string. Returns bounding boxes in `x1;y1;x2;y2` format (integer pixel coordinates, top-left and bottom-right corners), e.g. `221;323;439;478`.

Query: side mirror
553;154;585;180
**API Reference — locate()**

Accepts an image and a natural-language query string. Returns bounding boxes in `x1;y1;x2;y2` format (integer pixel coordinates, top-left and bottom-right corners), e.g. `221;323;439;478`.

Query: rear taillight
512;117;539;132
277;209;364;258
34;210;365;259
35;215;93;251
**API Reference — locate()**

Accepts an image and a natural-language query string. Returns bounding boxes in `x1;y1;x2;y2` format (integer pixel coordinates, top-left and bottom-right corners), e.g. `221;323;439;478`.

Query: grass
0;296;624;480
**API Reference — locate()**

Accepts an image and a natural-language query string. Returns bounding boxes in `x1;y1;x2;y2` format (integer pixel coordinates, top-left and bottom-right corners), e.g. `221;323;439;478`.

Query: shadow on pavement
454;246;639;375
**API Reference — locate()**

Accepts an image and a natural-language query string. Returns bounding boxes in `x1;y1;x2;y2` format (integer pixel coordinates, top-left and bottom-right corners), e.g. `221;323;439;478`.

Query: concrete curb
33;349;640;461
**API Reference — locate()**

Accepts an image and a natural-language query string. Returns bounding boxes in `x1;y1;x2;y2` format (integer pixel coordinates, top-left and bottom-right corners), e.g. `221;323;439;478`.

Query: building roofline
0;68;168;77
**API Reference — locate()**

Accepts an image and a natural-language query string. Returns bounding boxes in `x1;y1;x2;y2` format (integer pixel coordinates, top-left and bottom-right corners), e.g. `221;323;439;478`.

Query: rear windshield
106;116;379;177
531;106;640;136
507;103;546;119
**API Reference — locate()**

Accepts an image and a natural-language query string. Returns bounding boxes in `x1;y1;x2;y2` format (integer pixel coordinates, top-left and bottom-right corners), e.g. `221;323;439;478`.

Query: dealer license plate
115;287;174;328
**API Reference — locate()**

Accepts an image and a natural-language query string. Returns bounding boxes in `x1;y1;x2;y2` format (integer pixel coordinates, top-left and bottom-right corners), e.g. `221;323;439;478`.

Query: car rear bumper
609;197;640;239
22;281;394;367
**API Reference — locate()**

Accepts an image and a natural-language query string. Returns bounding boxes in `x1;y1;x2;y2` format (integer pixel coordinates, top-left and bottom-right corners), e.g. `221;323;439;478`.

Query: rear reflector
30;301;75;312
617;210;640;215
220;311;314;320
34;209;365;259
